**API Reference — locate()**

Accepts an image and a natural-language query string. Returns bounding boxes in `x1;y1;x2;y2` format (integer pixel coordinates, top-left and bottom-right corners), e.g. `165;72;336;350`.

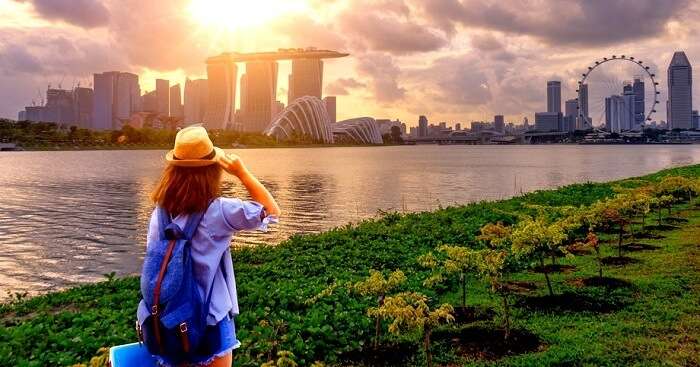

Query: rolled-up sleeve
220;197;277;232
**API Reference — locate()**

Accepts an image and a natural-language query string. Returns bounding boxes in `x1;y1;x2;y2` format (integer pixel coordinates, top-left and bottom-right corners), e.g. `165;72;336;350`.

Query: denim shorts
154;316;241;367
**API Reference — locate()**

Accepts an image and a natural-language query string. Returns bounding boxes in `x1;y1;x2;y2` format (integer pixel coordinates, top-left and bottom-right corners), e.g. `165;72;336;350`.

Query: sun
187;0;308;31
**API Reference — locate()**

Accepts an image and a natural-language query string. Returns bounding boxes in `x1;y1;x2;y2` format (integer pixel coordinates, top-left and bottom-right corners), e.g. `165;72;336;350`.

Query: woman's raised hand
218;153;248;178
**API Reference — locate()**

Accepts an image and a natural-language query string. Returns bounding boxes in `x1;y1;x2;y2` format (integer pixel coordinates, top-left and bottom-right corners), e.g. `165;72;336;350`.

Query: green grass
1;165;699;366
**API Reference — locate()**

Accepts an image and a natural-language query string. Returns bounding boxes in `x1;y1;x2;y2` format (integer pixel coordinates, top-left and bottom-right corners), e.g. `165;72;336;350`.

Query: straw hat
165;125;224;167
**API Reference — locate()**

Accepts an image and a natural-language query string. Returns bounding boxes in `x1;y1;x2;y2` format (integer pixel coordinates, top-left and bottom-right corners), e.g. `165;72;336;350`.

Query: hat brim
165;147;225;167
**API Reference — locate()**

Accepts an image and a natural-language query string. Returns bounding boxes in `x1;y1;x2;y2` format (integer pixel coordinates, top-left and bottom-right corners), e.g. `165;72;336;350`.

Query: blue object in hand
109;343;157;367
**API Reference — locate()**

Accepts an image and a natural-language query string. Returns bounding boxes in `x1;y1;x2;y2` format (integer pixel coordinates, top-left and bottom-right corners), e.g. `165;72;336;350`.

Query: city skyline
2;0;700;127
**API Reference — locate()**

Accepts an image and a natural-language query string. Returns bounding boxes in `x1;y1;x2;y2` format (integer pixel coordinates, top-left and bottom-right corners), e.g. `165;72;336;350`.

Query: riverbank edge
1;163;700;366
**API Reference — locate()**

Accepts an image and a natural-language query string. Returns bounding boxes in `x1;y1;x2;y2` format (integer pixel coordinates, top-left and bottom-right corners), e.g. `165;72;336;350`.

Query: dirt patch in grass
601;256;641;266
568;247;592;255
502;281;539;294
340;342;417;366
516;290;633;313
644;224;681;231
622;243;662;252
452;305;495;324
532;264;577;274
665;216;689;224
633;231;666;240
435;326;543;361
567;277;634;290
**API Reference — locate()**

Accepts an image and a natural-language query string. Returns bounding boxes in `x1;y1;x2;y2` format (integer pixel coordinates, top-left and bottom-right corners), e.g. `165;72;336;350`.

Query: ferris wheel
577;55;660;130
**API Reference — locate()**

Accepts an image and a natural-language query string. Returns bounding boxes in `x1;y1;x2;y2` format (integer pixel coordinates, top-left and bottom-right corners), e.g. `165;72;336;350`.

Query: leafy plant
261;350;298;367
418;244;481;309
367;292;454;367
511;217;567;296
354;269;406;346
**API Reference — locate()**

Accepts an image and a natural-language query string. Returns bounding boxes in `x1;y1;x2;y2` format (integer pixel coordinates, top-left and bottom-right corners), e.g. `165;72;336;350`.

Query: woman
141;125;280;367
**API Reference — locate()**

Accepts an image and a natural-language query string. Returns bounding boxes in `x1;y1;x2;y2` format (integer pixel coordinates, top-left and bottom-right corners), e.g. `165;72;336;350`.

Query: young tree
353;269;406;346
650;195;675;225
511;217;567;296
367;292;454;367
417;245;480;309
475;249;514;339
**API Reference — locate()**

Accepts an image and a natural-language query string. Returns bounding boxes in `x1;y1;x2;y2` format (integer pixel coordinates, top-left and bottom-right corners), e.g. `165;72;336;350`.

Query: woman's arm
218;153;281;217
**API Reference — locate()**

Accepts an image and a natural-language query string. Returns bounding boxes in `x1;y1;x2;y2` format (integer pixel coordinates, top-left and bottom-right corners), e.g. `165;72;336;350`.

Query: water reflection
1;145;700;299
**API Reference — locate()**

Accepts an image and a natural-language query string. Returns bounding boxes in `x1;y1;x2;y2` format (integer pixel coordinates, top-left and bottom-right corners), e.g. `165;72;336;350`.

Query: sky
1;0;699;128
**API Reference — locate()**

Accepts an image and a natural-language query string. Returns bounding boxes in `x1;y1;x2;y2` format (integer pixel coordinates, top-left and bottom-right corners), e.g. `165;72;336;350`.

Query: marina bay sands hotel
203;48;349;132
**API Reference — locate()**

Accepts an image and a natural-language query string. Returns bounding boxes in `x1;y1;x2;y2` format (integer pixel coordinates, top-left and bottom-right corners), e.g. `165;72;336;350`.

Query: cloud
271;15;347;50
17;0;110;28
417;0;691;47
0;44;43;74
325;77;366;96
406;53;492;109
338;2;448;55
356;53;406;103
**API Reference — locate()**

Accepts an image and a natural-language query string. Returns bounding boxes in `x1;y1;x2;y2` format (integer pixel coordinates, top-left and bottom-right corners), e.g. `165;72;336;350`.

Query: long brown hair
151;164;223;216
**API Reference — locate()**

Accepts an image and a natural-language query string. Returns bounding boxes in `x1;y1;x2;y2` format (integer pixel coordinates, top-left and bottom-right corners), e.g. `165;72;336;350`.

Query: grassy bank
1;165;699;366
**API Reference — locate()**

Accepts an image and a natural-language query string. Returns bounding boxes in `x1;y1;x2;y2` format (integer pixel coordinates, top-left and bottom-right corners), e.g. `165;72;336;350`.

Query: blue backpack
136;205;223;363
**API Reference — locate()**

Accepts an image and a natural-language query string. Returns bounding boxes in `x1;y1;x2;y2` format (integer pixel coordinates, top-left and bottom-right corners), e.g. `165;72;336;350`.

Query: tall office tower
115;72;140;121
141;91;158;113
578;83;589;128
239;73;248;113
564;98;578;132
692;110;699;129
241;61;278;132
73;87;94;128
633;78;645;127
622;87;636;131
605;95;626;133
170;84;183;118
324;96;337;124
418;115;428;137
184;79;208;124
288;59;323;105
667;51;693;130
92;72;119;130
547;81;561;113
204;60;237;130
156;79;170;116
494;115;505;133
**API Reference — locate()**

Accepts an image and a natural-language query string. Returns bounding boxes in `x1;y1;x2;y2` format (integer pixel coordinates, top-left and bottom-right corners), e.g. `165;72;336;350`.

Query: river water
1;144;699;299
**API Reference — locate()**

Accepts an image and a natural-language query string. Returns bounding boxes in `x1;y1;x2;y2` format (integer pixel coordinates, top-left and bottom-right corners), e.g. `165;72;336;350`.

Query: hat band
173;149;216;161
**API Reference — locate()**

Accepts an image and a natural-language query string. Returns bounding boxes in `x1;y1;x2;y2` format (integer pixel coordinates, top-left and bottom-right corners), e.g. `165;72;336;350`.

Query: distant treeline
0;119;328;149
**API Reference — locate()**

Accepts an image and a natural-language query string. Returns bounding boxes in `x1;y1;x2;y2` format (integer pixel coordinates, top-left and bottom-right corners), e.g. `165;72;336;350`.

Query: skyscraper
418;115;428;137
156;79;170;116
73;87;93;129
633;78;645;127
564;98;578;132
605;94;634;133
667;51;693;130
204;60;237;130
288;59;323;105
577;83;589;129
92;72;118;130
241;61;278;132
141;91;158;113
184;78;208;124
170;84;183;118
115;72;140;121
547;81;561;113
324;96;336;124
494;115;504;133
